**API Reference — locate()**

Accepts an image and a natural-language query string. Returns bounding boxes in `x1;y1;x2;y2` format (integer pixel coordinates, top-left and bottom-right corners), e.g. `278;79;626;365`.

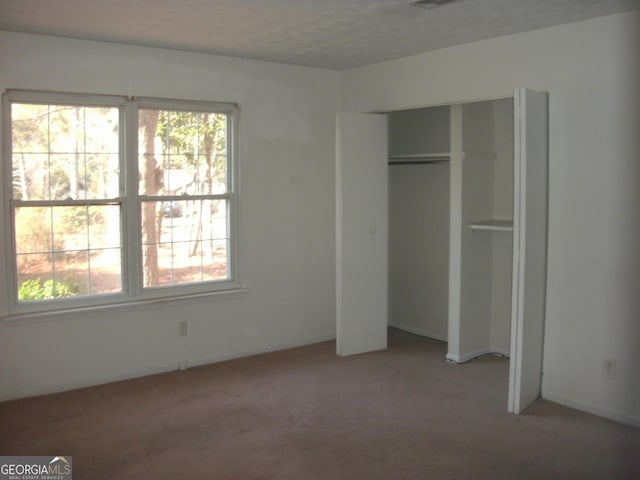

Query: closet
387;99;514;359
337;88;548;413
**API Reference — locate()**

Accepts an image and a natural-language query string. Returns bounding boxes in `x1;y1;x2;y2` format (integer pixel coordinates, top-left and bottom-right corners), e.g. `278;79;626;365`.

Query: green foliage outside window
18;278;80;301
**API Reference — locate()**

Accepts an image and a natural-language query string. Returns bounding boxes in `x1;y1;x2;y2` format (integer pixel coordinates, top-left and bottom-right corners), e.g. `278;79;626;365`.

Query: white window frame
2;90;241;316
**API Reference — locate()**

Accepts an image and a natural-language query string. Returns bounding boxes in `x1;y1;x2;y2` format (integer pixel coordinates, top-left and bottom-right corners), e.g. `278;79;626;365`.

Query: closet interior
388;106;450;342
387;98;515;363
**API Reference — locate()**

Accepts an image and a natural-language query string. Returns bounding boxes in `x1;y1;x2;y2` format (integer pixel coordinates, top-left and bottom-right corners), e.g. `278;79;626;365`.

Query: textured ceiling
0;0;638;70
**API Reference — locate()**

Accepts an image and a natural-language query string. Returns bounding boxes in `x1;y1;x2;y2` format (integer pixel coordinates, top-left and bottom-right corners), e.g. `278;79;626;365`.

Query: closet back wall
388;107;450;341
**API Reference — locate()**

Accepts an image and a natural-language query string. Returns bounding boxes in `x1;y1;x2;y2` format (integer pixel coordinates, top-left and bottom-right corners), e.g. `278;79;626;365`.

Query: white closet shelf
388;153;450;165
467;219;513;232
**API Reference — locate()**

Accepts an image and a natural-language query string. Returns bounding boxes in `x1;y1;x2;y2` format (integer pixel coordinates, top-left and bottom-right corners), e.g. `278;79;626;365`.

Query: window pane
11;103;120;201
17;246;123;301
46;153;119;200
15;206;53;254
141;199;229;287
17;255;53;285
138;109;228;196
11;104;49;153
206;239;229;280
45;205;122;250
52;205;89;250
16;253;82;302
15;204;123;301
89;248;122;295
86;153;120;199
12;153;48;201
56;250;90;296
16;257;54;302
88;205;121;249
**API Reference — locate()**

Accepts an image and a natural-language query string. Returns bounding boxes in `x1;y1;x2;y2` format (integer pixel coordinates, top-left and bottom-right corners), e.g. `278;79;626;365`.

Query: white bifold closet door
508;88;549;413
335;113;388;356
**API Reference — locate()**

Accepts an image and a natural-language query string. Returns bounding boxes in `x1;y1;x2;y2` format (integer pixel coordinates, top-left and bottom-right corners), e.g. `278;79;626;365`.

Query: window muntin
5;92;238;312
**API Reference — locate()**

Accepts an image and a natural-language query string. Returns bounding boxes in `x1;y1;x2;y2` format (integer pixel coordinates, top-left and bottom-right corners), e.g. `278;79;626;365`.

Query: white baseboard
0;333;336;402
186;334;336;369
0;365;177;403
388;323;447;342
542;390;640;428
445;347;509;364
489;346;510;358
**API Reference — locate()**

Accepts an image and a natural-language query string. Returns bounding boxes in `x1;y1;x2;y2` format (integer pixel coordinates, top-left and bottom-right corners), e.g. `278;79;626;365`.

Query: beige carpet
1;328;638;479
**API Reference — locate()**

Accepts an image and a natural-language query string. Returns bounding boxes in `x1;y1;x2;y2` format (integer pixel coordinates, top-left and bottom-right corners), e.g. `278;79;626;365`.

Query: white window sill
0;286;250;326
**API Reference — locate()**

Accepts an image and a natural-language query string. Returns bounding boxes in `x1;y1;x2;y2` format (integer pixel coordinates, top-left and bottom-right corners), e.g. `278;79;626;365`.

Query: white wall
342;11;640;426
0;31;340;400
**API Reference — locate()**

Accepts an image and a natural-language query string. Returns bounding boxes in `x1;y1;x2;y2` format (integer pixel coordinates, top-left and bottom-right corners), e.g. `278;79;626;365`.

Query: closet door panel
508;89;548;413
336;113;388;356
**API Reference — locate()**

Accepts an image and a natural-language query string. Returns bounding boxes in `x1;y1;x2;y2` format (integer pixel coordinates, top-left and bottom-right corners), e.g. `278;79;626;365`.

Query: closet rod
388;159;450;166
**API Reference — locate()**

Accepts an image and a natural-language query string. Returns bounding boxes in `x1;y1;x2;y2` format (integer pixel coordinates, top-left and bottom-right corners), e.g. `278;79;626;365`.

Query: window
3;91;238;313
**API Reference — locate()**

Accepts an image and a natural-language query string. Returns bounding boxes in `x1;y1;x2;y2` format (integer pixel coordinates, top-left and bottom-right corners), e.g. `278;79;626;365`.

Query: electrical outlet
178;321;188;337
602;358;616;379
